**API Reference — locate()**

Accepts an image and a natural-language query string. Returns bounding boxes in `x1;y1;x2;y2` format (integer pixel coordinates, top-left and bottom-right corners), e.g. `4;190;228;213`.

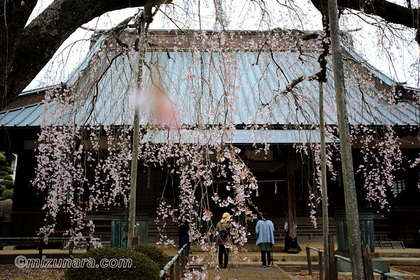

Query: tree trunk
128;16;146;247
0;0;169;109
319;81;330;280
327;0;365;279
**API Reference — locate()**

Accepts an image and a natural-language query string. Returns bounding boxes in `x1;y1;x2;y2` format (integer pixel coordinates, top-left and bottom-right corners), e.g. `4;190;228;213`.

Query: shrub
1;189;13;200
133;244;169;269
65;247;160;280
0;154;13;189
0;174;13;181
0;180;13;188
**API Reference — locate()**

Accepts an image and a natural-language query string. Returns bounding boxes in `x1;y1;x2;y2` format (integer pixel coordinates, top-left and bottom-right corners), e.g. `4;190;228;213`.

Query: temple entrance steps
147;216;337;245
86;212;113;243
246;217;337;244
156;243;420;273
87;214;393;247
87;215;338;245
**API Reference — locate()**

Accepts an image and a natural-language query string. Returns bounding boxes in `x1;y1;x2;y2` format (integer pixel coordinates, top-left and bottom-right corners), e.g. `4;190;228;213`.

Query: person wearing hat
216;212;232;268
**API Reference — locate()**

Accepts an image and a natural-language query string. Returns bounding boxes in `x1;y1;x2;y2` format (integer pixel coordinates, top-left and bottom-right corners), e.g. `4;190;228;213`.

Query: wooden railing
0;236;93;255
160;243;188;280
306;240;404;280
0;236;70;254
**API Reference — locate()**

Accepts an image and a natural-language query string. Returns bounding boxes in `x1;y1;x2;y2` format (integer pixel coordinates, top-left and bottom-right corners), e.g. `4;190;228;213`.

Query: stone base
287;248;300;254
337;258;390;273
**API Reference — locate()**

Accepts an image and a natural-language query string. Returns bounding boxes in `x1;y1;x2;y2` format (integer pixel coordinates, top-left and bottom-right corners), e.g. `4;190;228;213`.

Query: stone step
86;215;394;248
387;257;420;266
378;250;420;258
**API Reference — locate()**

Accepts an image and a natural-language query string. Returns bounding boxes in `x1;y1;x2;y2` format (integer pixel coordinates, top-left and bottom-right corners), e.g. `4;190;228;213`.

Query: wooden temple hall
1;30;420;249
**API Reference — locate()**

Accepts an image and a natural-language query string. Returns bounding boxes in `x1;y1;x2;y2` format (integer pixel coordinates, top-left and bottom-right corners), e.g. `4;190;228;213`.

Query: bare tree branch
311;0;419;35
1;0;417;110
0;0;171;109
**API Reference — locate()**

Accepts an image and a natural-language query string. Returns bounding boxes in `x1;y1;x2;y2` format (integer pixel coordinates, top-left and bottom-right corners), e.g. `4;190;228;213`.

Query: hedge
64;247;160;280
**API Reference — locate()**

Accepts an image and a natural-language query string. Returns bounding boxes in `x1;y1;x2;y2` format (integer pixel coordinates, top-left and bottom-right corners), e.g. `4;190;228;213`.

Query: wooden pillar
170;265;175;280
318;251;324;280
306;247;312;275
287;159;297;239
38;239;43;255
174;258;180;280
328;0;365;278
328;235;338;280
362;244;374;280
128;15;145;248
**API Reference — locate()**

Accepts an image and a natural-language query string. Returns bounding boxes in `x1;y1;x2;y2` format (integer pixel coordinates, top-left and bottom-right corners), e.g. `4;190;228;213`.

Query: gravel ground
394;266;420;275
208;265;293;279
0;264;64;280
1;264;419;280
0;264;291;280
290;266;420;280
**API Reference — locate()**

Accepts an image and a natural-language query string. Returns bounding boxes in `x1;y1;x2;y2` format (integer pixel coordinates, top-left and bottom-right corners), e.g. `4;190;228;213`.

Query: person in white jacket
255;212;275;267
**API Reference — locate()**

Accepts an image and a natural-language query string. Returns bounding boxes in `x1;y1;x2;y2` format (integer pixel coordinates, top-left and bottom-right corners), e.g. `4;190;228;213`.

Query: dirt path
206;264;294;280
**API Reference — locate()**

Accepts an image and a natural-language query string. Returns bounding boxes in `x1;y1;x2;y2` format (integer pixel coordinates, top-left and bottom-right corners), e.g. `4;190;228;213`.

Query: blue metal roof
0;103;44;127
142;129;333;144
1;32;419;129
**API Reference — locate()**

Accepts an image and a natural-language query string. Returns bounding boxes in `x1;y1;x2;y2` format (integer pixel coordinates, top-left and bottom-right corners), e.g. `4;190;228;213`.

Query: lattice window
392;179;406;197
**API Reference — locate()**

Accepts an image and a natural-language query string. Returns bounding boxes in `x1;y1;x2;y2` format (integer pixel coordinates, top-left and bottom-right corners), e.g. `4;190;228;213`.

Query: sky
26;0;419;91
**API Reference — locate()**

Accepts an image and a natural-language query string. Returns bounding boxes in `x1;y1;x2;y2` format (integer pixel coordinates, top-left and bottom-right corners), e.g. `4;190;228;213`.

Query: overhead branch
311;0;419;42
0;0;172;109
261;73;318;108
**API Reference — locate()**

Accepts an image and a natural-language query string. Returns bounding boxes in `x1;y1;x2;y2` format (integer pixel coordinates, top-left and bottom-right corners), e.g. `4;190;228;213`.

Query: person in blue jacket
255;212;275;267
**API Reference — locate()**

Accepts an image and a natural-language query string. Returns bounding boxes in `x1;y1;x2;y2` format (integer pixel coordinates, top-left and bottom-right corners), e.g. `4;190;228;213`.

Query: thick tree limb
311;0;419;33
0;0;170;109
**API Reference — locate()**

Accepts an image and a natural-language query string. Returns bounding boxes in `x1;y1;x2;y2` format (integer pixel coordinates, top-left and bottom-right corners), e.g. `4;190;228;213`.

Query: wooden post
174;258;180;280
38;239;43;255
87;237;91;251
328;235;338;280
181;248;187;277
128;15;146;247
287;159;297;251
327;0;365;278
306;247;313;275
362;244;374;280
318;251;324;280
320;81;330;280
69;239;75;258
170;265;175;280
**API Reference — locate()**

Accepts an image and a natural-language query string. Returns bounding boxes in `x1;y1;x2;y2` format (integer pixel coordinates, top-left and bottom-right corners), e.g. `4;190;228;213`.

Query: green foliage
133;244;169;270
1;189;13;200
64;247;160;280
1;181;13;187
0;167;13;174
0;174;13;181
0;154;13;190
